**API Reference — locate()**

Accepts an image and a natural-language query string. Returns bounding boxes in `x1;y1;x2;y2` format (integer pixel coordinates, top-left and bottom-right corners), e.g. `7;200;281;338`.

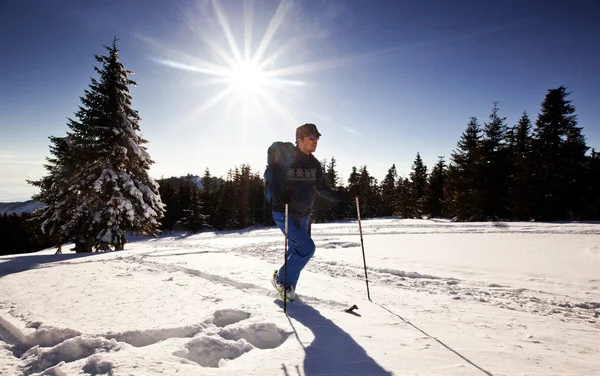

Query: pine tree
29;37;164;251
507;112;534;220
345;167;361;218
157;178;180;233
409;153;428;218
583;149;600;218
532;86;588;219
312;158;333;223
214;170;237;230
200;168;214;222
357;166;379;218
324;157;344;221
480;102;509;220
233;165;252;229
178;178;208;234
28;135;77;247
446;117;484;221
425;157;447;218
348;167;360;186
380;164;398;217
395;177;413;218
325;157;340;187
249;171;269;226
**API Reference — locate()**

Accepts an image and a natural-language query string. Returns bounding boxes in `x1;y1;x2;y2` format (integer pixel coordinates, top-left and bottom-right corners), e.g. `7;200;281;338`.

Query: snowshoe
271;270;295;302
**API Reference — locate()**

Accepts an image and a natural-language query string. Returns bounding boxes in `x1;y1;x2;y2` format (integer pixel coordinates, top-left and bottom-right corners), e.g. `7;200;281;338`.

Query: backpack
264;141;296;203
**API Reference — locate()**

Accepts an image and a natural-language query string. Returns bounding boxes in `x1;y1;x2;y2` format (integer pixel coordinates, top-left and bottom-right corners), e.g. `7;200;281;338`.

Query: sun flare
146;0;345;127
226;60;266;95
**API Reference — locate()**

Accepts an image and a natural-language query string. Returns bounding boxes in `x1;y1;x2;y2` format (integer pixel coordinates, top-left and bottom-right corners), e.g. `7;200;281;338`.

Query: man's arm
314;161;341;201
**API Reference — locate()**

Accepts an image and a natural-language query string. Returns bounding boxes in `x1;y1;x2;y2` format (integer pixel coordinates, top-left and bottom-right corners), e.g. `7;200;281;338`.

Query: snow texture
0;218;599;375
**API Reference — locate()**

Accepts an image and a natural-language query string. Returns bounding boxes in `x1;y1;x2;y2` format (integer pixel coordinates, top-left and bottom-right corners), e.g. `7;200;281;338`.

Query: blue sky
1;0;599;202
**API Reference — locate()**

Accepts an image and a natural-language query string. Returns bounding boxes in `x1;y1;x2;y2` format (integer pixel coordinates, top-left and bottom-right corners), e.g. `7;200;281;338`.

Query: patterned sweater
270;146;340;216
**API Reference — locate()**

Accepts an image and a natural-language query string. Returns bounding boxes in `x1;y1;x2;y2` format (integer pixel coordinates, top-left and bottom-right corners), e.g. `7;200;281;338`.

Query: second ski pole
283;203;289;313
355;196;371;301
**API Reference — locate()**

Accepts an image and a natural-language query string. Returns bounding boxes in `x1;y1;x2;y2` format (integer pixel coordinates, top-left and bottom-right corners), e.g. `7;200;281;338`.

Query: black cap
296;123;322;139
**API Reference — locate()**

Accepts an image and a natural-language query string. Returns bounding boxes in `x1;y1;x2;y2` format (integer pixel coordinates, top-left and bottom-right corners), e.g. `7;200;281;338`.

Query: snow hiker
265;123;361;301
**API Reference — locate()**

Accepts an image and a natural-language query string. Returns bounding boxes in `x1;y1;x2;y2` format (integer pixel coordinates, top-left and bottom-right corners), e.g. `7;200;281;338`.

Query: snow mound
173;335;254;367
322;241;361;249
22;335;120;375
82;354;114;375
374;267;442;280
30;362;67;376
583;245;600;260
219;322;289;349
24;326;81;348
211;309;251;328
105;324;206;347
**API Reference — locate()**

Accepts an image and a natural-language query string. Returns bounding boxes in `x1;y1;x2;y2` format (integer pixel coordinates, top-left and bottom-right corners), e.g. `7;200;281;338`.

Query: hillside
0;200;44;216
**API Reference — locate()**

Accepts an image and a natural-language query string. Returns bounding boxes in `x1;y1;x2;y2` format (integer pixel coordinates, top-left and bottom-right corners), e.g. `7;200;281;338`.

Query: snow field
0;219;598;375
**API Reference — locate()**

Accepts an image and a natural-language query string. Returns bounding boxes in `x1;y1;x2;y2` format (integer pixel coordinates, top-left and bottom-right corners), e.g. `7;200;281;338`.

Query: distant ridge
0;200;44;215
0;174;202;216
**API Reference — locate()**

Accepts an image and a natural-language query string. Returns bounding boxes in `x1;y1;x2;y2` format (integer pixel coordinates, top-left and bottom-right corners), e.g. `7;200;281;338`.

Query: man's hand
349;184;361;198
280;188;292;204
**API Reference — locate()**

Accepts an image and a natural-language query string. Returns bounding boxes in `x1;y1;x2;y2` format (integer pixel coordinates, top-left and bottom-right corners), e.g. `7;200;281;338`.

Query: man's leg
286;215;313;289
273;212;315;290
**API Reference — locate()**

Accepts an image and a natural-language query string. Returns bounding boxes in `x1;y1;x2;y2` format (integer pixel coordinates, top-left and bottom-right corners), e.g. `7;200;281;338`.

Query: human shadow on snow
276;300;392;376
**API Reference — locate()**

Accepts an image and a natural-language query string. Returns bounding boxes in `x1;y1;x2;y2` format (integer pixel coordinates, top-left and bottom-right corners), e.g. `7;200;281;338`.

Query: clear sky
1;0;599;202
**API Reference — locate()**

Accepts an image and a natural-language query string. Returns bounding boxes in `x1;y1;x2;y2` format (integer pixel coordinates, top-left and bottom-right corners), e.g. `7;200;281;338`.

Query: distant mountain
189;175;202;189
158;175;204;189
0;200;44;215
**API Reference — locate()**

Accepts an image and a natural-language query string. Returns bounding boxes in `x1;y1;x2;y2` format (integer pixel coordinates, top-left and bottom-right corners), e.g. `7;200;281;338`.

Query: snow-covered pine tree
30;37;164;252
28;135;77;247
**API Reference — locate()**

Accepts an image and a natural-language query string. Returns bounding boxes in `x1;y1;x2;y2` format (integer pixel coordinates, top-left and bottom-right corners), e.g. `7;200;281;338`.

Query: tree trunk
73;240;93;253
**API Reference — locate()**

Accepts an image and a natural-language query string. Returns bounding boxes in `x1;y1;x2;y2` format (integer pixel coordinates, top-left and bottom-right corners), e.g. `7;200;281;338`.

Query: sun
226;60;266;95
146;0;342;126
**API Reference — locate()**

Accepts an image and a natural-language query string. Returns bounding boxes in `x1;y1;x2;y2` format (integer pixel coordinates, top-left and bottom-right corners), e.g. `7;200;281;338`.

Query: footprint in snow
211;309;251;327
175;309;290;368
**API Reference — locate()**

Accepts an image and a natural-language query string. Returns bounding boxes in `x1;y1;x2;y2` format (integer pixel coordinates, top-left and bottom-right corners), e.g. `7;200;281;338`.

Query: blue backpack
264;141;296;203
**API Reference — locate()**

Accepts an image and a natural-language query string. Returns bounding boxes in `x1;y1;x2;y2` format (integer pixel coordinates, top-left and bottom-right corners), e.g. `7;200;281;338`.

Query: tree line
349;87;599;222
156;86;599;233
2;38;599;256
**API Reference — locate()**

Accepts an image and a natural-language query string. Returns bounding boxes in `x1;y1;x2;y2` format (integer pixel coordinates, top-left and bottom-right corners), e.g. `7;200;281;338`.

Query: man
269;123;359;301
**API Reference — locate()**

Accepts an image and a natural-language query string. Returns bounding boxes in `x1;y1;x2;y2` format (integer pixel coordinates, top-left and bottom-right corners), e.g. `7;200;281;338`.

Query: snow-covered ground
0;218;599;375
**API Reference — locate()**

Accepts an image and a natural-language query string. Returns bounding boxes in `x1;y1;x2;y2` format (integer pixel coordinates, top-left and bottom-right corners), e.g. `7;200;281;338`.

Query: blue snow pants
272;211;314;290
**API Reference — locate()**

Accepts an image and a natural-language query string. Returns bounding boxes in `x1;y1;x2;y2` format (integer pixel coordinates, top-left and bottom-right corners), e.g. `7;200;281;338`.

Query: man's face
298;135;319;154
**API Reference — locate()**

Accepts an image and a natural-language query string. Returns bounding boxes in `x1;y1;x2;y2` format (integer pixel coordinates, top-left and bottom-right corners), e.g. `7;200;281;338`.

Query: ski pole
284;203;289;313
355;196;371;301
